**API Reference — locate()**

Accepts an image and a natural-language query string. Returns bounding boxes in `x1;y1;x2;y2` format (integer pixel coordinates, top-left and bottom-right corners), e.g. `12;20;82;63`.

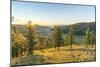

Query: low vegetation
11;45;95;65
11;21;96;66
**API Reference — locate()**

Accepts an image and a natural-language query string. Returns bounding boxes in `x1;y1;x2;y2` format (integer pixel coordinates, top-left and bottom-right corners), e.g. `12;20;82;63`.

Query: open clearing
11;45;96;65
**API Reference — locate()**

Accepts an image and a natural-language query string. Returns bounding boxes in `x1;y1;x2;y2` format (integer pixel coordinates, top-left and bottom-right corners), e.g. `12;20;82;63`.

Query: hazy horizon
12;1;95;25
12;21;95;27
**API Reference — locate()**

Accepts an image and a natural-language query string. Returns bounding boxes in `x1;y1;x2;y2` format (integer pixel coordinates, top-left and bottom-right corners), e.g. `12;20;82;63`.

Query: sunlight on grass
11;45;96;66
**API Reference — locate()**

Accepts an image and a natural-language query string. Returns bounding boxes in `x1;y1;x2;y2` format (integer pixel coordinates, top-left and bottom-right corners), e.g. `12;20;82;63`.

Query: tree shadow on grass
11;55;47;66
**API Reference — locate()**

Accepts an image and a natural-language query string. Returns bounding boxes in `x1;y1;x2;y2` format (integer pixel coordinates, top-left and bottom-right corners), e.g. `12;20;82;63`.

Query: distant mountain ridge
12;22;96;36
60;22;96;35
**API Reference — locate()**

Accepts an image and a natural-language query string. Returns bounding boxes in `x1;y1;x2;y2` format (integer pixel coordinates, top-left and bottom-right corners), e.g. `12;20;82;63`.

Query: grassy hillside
11;45;96;66
11;21;96;66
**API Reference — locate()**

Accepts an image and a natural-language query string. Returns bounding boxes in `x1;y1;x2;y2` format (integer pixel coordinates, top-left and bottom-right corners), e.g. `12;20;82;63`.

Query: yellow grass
11;45;96;65
33;45;96;63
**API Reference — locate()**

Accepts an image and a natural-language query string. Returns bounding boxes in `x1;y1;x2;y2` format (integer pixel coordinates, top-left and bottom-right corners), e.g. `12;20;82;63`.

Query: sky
12;1;95;25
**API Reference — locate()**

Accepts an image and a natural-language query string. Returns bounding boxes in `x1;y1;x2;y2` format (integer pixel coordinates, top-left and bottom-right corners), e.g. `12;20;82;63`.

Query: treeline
60;22;96;35
12;21;96;58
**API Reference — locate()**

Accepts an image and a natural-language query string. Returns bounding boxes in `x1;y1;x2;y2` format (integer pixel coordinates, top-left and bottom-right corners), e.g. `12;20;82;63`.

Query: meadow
11;44;96;65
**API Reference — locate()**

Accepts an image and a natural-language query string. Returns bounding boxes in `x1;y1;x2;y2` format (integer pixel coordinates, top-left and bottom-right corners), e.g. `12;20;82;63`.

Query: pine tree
64;34;70;46
68;27;74;49
86;28;90;47
84;28;91;48
52;26;62;50
34;31;42;50
89;31;95;48
43;36;49;49
12;26;19;58
26;20;34;55
12;26;26;57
